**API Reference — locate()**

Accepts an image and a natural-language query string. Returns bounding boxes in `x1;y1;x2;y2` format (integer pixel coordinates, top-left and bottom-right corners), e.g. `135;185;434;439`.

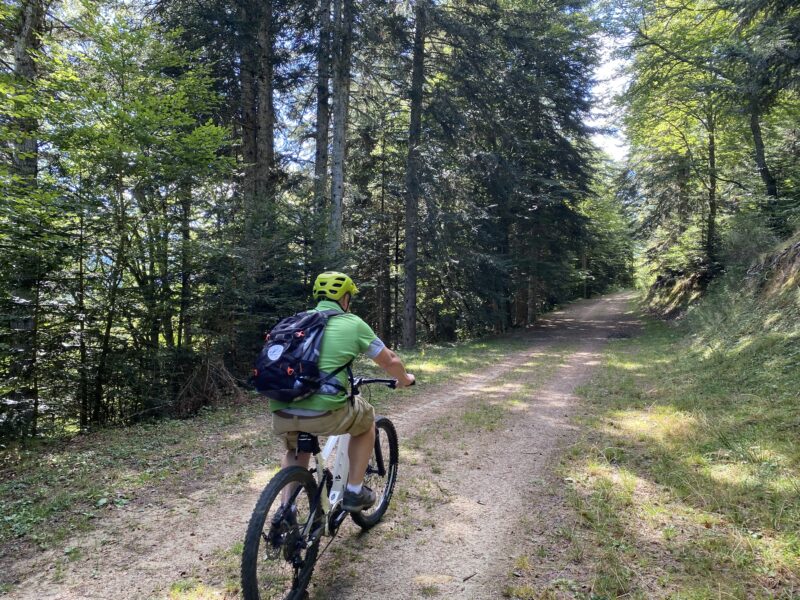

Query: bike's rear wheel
241;466;322;600
351;416;398;529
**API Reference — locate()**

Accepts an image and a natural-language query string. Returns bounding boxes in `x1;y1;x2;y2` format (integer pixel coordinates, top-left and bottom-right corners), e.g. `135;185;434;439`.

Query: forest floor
1;292;640;599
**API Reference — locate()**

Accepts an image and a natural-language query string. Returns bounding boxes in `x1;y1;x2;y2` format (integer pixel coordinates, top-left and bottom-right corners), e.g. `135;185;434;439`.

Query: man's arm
372;347;415;387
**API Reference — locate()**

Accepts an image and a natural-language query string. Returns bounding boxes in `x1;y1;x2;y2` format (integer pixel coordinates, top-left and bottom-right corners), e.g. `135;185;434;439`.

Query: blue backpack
252;309;351;402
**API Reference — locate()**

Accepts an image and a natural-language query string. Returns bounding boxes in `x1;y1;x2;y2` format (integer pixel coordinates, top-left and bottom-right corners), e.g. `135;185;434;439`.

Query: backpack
252;309;351;402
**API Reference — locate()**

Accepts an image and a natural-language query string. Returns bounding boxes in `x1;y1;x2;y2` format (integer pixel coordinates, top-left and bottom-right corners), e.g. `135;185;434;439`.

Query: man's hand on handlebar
372;347;416;388
398;373;415;388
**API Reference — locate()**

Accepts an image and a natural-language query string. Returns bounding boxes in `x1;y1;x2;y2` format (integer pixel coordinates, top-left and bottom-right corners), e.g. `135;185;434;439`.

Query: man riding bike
270;271;415;512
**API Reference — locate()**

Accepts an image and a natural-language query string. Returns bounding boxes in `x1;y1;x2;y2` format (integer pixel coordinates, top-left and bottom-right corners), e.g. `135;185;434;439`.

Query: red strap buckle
286;367;295;375
295;330;306;338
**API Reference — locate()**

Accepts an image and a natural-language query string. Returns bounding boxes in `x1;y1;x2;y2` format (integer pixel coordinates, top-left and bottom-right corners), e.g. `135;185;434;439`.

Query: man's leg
283;450;311;470
347;421;375;485
280;450;311;506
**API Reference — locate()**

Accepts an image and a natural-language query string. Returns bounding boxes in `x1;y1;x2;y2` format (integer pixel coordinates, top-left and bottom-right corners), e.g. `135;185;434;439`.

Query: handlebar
351;376;415;394
353;377;398;390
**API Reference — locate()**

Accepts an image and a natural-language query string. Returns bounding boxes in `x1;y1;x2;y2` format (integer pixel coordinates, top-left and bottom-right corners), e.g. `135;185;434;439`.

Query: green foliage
578;160;635;294
1;10;233;436
1;0;634;439
718;213;779;275
616;0;800;293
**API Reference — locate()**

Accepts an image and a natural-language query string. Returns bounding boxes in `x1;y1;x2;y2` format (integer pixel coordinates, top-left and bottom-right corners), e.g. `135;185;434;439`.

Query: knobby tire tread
241;466;320;600
351;416;399;529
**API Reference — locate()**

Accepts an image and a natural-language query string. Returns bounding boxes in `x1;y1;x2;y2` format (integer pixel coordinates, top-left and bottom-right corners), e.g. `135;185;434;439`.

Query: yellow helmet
312;271;359;301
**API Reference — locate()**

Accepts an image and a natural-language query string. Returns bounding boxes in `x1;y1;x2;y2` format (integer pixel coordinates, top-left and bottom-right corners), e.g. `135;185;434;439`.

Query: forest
1;0;797;440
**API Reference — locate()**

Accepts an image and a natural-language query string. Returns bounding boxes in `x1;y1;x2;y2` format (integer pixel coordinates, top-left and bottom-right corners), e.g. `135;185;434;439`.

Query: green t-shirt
269;300;384;412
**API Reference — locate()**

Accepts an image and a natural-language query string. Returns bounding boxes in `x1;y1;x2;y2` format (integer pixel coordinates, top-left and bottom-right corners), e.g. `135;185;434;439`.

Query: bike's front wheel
241;466;322;600
351;416;399;529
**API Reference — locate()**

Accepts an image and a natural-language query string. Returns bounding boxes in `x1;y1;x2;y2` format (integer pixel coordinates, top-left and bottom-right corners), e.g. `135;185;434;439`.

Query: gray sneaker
342;486;376;512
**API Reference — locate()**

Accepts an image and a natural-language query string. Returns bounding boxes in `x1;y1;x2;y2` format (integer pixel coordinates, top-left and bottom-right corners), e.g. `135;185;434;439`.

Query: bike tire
351;416;399;530
241;466;322;600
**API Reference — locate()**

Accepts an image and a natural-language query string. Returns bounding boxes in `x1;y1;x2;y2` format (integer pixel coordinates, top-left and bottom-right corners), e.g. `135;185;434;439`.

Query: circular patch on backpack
267;345;284;361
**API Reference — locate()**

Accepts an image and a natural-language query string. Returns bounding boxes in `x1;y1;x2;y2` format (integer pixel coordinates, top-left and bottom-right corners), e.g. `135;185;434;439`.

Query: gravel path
314;292;637;599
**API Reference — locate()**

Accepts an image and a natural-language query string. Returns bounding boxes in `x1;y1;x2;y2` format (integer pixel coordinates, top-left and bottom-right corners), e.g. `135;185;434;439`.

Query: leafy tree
617;0;799;285
1;0;636;438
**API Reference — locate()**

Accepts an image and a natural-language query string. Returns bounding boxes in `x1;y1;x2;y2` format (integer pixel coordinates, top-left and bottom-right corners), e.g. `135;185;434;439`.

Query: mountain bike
241;376;400;600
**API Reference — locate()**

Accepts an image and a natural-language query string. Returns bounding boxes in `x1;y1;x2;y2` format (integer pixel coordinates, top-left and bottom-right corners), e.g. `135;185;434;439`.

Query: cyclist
271;271;415;512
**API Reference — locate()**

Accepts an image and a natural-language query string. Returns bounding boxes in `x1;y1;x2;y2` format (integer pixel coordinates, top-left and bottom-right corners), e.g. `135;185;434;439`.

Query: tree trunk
394;218;401;346
255;0;275;208
78;200;89;430
238;2;258;211
378;129;392;342
314;0;332;244
498;215;512;332
178;185;192;349
158;197;175;350
706;111;718;266
10;0;44;436
677;156;690;230
749;103;779;199
527;276;537;326
581;252;589;299
402;1;426;349
29;274;41;437
12;0;43;181
143;207;162;354
329;0;353;257
513;281;526;327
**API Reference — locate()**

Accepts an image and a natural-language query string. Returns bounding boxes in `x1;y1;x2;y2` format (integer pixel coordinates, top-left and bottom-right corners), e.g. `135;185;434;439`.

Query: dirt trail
5;292;637;600
318;292;638;599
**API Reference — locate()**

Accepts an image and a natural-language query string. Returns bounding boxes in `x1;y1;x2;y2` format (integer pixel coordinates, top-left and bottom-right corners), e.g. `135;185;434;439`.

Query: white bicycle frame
310;433;350;536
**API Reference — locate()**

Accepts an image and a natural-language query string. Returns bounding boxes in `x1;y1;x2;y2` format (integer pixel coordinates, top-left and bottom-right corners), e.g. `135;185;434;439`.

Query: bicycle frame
305;373;397;536
303;432;351;539
321;433;350;508
300;377;401;540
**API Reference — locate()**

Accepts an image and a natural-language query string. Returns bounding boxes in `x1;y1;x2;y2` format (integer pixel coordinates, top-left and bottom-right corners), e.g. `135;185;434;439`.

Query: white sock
346;483;362;494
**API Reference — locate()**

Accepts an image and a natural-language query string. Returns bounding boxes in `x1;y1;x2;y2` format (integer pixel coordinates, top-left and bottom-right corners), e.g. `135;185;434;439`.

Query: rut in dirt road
313;292;638;600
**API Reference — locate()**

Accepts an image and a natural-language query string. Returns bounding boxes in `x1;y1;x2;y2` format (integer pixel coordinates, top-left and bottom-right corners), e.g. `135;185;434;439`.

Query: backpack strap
317;358;353;394
346;363;355;404
314;309;353;396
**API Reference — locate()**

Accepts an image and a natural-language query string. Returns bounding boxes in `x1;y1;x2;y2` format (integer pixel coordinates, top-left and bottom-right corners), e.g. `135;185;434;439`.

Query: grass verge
559;312;799;598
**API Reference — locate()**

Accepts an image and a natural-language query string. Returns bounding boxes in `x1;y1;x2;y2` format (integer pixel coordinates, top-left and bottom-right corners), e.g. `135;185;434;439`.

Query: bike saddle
296;431;321;454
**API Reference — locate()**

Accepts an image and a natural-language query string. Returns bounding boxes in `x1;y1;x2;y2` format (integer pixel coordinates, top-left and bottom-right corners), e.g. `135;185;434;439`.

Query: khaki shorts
272;395;375;451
